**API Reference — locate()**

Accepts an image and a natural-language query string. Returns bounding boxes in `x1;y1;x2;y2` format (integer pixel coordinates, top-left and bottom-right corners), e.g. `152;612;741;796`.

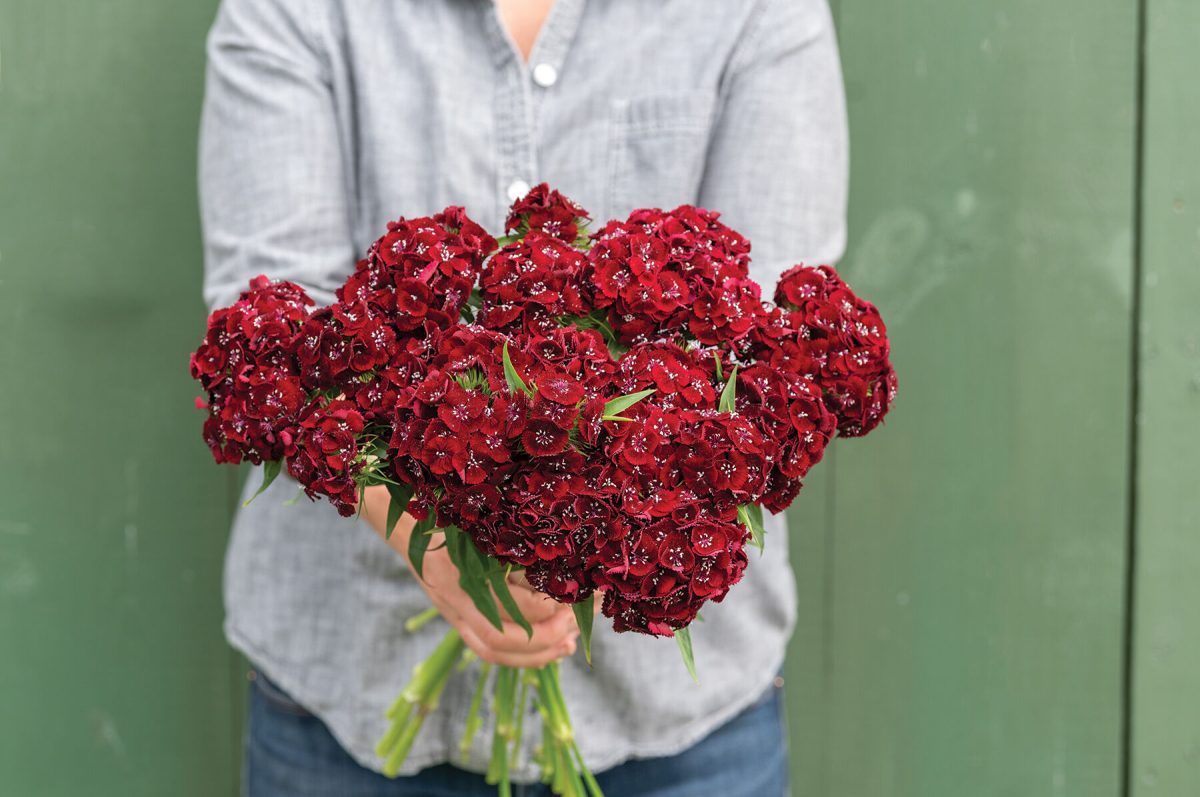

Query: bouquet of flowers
191;185;895;796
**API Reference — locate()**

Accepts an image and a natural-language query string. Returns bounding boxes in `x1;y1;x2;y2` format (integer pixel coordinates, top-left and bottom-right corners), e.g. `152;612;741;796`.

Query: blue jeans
245;669;788;797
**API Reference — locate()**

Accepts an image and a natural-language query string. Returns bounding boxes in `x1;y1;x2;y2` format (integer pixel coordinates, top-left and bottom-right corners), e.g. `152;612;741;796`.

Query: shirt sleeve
697;0;849;291
198;0;354;311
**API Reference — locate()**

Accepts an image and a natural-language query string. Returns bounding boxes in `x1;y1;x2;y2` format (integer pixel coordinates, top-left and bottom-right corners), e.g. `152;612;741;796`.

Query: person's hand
415;534;579;667
360;485;579;668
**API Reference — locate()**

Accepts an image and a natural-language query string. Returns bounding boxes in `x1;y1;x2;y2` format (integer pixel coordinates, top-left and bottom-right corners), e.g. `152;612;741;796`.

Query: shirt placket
485;0;586;220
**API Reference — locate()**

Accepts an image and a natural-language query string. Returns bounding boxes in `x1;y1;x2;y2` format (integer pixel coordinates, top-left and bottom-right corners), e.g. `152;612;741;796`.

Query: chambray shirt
199;0;847;781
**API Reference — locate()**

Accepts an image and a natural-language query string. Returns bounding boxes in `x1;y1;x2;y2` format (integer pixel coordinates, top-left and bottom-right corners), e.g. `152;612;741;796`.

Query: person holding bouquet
199;0;848;794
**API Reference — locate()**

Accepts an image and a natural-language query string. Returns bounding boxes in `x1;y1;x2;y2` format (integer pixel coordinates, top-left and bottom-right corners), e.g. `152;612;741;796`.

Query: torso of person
202;0;846;781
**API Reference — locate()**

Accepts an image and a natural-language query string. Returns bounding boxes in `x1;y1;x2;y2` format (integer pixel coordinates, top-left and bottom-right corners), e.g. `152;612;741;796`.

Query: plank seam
1120;0;1150;793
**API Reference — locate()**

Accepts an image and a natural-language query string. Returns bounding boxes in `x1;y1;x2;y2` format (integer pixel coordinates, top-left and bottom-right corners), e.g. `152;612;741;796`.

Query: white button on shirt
532;62;558;87
506;179;531;202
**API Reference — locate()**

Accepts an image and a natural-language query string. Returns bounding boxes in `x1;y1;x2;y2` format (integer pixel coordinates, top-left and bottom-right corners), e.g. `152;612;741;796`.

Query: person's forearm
360;484;418;564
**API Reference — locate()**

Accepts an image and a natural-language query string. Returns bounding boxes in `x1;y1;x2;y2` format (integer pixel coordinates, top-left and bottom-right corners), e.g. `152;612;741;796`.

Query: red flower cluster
505;184;590;244
190;276;312;464
287;399;367;516
747;264;897;436
344;207;496;323
300;208;496;427
476;234;588;334
585;206;756;345
192;185;895;638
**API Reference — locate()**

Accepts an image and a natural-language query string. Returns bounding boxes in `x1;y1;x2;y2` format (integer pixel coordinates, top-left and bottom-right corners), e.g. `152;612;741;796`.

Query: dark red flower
521;419;571;457
504;183;590;243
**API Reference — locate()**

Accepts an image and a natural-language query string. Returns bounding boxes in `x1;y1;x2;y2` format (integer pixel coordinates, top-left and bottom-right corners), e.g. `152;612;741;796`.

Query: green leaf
384;482;414;540
602;388;655;418
444;525;505;632
501;342;534;396
713;351;724;381
738;503;765;550
572;595;595;665
606;338;629;359
487;568;533;639
718;365;739;413
674;626;698;683
243;459;282;507
408;513;437;580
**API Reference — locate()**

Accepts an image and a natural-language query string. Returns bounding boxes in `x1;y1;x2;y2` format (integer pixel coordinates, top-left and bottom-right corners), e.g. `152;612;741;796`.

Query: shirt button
506;179;531;202
532;63;558;88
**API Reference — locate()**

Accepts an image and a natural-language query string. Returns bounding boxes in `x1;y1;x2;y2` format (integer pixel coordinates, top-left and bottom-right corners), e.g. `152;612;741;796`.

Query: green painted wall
0;3;240;796
0;1;1193;795
785;0;1142;795
1128;0;1200;794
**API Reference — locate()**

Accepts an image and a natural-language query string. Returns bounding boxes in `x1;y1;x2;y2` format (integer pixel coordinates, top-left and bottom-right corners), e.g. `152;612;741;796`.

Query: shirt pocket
607;90;717;217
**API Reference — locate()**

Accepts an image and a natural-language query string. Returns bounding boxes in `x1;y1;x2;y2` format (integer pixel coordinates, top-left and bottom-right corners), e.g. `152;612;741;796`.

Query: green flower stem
382;657;456;776
545;739;561;793
562;739;586;797
382;712;424;776
377;628;466;777
551;741;570;795
533;666;574;795
402;629;465;706
534;694;553;785
457;649;478;673
373;709;410;760
404;606;440;633
459;661;493;762
509;671;531;770
487;725;505;779
571;742;604;797
486;666;519;791
374;628;605;796
536;664;573;744
555;737;584;797
538;662;602;797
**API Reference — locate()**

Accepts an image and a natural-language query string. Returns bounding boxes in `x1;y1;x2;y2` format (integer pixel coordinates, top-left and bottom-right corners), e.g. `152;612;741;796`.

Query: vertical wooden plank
0;3;240;795
804;1;1140;794
1129;0;1200;793
785;462;835;796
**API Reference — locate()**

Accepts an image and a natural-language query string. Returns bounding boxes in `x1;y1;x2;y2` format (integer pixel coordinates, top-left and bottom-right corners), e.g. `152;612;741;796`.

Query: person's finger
506;569;535;590
463;602;578;655
496;581;565;624
434;575;565;645
502;569;564;621
432;581;578;665
434;570;571;642
466;611;573;655
456;623;577;669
